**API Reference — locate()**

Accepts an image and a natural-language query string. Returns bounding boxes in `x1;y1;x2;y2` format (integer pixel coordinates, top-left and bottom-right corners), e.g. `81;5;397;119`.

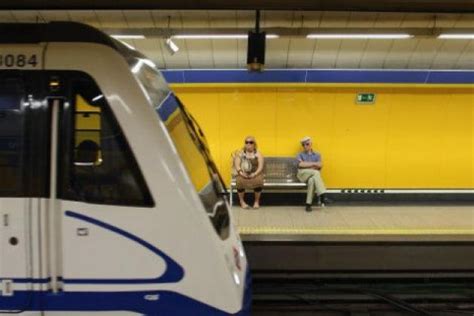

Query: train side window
0;79;26;196
59;74;153;207
0;76;49;197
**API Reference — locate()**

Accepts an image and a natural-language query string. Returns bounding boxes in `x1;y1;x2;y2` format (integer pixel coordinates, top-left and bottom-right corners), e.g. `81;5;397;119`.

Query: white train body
0;22;250;315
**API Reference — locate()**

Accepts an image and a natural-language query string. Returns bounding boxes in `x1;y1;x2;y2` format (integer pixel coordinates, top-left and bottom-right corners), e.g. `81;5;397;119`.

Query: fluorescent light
111;34;146;40
438;34;474;39
174;34;246;39
265;34;279;39
306;34;413;39
172;34;279;39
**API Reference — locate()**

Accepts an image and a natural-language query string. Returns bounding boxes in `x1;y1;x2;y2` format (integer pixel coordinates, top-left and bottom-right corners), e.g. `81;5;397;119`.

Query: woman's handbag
240;154;253;173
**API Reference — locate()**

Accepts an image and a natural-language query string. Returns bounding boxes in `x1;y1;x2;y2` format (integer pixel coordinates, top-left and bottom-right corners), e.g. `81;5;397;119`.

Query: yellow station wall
172;84;474;189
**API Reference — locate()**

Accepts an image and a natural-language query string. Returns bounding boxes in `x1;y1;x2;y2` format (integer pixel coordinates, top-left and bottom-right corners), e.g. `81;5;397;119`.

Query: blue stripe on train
64;211;185;284
3;208;187;286
161;69;474;84
0;288;250;315
0;277;50;284
0;270;251;315
0;212;251;314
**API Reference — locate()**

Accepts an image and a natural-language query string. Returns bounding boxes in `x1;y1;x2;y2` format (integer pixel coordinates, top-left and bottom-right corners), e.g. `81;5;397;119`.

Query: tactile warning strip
238;227;474;235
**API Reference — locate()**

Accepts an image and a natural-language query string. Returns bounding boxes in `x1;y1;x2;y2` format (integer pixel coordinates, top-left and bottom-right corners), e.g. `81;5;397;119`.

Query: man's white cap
300;136;311;144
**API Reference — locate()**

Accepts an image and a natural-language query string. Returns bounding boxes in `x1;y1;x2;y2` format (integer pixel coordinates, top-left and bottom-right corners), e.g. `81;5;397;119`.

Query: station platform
234;203;474;242
234;203;474;274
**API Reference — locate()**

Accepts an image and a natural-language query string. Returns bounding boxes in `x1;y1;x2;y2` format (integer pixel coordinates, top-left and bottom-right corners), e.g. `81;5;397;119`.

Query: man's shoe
305;204;313;212
320;194;333;206
322;197;333;205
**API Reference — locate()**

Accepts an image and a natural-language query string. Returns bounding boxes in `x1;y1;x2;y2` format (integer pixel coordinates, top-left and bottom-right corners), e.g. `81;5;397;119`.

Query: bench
229;157;307;206
228;156;474;206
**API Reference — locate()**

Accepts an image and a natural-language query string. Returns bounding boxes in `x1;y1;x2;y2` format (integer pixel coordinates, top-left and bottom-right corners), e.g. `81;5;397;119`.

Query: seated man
296;136;331;212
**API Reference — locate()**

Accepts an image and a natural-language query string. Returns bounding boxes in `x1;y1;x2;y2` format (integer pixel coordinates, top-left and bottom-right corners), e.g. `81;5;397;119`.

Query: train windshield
129;57;230;239
156;92;224;193
132;61;223;192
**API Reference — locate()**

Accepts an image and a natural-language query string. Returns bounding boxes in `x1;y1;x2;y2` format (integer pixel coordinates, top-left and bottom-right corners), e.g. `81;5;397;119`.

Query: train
0;22;250;315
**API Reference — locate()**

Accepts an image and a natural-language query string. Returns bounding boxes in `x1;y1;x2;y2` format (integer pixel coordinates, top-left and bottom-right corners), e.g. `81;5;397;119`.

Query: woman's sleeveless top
241;151;259;174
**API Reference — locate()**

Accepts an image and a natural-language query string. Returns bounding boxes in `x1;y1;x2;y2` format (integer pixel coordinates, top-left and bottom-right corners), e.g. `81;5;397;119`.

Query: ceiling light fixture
172;34;279;39
247;10;266;72
306;34;413;39
111;35;146;40
164;16;179;55
165;38;179;55
438;34;474;39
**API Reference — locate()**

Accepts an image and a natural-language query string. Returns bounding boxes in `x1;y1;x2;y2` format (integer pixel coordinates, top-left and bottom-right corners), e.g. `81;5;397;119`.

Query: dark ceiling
1;0;473;13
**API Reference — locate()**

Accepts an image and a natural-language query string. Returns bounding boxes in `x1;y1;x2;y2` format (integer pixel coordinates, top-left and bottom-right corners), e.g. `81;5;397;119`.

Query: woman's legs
253;187;262;208
237;189;249;209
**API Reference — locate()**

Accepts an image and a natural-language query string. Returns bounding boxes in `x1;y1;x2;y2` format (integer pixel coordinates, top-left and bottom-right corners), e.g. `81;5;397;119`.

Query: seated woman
233;136;264;209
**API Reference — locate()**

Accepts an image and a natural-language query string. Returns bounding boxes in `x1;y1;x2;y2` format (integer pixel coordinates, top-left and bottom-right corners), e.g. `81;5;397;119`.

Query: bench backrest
263;157;299;183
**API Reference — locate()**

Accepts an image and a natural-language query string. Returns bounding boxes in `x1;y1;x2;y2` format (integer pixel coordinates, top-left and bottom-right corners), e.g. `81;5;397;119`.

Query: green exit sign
356;93;376;104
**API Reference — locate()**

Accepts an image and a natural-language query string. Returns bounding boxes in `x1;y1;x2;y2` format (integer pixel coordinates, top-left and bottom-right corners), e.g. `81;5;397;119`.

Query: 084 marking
0;54;38;68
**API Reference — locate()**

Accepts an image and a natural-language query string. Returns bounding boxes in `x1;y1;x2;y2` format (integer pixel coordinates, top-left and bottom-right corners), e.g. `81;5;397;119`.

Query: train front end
129;54;252;315
0;21;250;316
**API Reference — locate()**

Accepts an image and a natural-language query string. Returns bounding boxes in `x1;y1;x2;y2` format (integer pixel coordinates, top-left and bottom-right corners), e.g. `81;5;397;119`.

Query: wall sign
356;93;376;104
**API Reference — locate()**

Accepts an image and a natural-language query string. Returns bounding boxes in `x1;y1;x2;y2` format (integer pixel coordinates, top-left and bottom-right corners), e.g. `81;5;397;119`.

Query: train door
0;72;49;314
42;71;172;313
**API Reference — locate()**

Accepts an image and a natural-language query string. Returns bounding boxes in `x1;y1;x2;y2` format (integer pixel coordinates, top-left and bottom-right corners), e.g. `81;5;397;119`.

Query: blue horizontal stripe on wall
161;69;474;84
156;93;180;122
